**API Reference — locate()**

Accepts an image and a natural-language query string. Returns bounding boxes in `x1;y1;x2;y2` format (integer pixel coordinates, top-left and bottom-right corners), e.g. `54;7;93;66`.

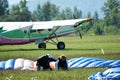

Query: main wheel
38;43;46;49
57;42;65;50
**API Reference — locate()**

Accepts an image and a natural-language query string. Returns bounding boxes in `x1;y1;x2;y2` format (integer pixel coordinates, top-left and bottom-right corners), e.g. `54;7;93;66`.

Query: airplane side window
0;37;2;42
37;29;44;32
30;30;36;33
37;29;44;33
30;29;44;33
24;30;27;34
48;29;52;31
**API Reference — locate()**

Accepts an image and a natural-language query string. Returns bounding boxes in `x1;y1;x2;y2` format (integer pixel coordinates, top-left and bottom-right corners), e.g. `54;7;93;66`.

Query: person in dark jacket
56;54;68;70
36;54;56;70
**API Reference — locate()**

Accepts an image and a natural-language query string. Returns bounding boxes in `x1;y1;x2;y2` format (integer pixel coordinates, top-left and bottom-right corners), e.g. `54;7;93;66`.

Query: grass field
0;35;120;80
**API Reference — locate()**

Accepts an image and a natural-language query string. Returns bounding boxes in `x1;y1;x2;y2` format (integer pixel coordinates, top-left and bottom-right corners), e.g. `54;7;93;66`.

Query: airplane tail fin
0;27;3;30
0;27;6;33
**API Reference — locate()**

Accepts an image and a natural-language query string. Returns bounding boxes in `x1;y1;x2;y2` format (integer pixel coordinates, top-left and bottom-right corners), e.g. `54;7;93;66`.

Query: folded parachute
0;58;37;71
88;68;120;80
68;57;120;68
0;57;120;71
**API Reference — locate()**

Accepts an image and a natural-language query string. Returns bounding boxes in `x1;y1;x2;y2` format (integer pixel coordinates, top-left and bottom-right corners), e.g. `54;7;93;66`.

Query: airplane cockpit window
0;37;2;42
48;29;52;31
30;29;44;33
24;30;27;34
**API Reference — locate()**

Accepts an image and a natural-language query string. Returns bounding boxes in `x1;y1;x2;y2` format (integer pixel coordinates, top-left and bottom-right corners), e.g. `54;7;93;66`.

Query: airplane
0;18;93;50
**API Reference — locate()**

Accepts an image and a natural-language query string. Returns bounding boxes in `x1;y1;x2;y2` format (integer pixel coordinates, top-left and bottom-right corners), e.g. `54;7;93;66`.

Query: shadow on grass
0;48;99;52
0;48;40;52
66;48;99;51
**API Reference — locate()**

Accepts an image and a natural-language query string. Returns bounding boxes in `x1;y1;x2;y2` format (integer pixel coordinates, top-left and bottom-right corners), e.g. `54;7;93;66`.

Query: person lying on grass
36;54;56;70
36;54;68;71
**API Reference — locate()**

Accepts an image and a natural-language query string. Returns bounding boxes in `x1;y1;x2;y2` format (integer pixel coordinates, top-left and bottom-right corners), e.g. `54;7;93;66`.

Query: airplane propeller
78;30;82;39
72;14;93;39
73;14;83;39
74;26;82;39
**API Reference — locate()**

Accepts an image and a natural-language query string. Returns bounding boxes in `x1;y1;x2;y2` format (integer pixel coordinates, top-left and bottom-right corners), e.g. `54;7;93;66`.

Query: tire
57;42;65;50
38;43;46;49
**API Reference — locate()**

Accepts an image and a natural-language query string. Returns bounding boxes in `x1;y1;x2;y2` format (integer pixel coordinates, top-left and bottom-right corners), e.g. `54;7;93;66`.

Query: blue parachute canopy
68;57;120;68
88;68;120;80
0;61;6;70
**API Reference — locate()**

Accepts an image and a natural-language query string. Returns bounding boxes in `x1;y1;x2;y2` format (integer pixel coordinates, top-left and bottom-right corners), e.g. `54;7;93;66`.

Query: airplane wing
32;18;93;38
0;22;34;31
32;18;93;29
0;18;92;31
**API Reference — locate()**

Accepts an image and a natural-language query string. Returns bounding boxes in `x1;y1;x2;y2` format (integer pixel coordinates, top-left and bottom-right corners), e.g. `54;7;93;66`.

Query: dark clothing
57;58;68;70
36;55;56;70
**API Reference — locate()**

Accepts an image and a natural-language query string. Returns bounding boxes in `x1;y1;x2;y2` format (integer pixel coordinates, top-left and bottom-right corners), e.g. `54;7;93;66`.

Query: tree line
0;0;120;35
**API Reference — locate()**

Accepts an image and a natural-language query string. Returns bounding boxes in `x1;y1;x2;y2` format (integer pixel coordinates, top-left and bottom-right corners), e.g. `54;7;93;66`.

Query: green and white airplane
0;18;93;49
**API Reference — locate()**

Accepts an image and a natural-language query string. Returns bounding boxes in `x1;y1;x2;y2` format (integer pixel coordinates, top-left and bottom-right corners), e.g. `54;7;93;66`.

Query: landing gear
57;42;65;50
38;43;46;49
36;32;66;50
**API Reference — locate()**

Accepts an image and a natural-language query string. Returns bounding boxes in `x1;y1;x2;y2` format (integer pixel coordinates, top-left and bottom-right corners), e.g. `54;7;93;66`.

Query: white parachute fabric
0;57;120;71
14;58;24;69
0;58;36;71
21;59;35;71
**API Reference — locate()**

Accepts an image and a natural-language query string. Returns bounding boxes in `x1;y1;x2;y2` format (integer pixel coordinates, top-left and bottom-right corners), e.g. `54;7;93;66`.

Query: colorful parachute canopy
0;57;120;71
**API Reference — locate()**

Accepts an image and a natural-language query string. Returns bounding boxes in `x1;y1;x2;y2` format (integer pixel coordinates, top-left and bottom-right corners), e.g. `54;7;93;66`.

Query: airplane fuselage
0;18;93;49
0;25;75;45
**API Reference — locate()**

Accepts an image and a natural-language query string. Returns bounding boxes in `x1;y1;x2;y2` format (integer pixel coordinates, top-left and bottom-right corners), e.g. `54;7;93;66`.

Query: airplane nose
87;18;93;22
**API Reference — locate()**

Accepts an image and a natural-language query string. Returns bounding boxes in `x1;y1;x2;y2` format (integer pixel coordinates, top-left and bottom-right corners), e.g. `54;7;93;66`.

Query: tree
0;0;9;21
31;4;43;21
7;0;31;21
73;7;82;18
50;3;59;20
65;7;73;19
0;0;9;16
93;11;104;35
19;0;31;21
42;1;51;21
6;5;20;21
32;1;59;21
93;11;99;22
101;0;120;34
55;10;66;20
102;0;120;27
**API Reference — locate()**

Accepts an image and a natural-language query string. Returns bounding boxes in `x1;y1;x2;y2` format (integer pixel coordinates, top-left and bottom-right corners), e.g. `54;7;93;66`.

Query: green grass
0;35;120;80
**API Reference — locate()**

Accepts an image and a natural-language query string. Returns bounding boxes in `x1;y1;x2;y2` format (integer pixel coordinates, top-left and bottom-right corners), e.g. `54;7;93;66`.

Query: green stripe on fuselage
0;30;6;33
0;27;75;39
0;29;29;38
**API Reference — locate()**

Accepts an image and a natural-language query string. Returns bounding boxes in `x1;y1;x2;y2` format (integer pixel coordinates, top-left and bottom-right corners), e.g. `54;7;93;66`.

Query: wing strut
48;26;61;38
45;26;60;44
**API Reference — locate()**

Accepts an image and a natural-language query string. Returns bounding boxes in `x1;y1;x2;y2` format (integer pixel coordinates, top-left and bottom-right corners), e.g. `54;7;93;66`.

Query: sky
8;0;107;19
